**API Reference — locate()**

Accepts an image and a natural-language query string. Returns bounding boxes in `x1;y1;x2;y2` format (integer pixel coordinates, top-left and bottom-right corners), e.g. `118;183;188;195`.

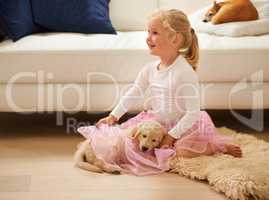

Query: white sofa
0;0;268;113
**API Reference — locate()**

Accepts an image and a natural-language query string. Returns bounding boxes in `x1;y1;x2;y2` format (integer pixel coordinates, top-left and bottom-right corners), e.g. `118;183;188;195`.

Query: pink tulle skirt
77;110;232;176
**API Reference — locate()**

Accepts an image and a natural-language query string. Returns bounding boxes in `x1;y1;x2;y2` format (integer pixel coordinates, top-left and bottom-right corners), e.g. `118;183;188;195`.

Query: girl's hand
160;134;176;149
95;114;118;128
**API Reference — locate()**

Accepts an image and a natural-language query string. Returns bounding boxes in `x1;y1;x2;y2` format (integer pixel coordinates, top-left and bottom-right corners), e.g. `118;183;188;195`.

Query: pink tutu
120;110;232;153
173;111;232;153
77;110;232;176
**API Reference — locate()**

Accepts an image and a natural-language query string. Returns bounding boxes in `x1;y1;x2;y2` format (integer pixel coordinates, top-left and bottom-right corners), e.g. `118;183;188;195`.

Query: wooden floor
0;111;268;200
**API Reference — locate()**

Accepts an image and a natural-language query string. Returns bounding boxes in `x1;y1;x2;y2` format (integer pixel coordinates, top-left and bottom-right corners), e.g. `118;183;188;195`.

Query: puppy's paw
105;165;122;174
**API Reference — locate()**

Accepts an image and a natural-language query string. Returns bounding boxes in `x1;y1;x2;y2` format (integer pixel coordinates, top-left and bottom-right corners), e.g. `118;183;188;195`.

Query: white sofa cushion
109;0;213;31
189;0;269;37
0;32;155;84
109;0;158;31
0;32;269;84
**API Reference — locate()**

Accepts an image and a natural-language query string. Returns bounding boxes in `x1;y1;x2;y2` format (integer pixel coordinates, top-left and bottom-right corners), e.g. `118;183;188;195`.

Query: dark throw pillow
0;0;43;41
0;27;6;42
31;0;116;34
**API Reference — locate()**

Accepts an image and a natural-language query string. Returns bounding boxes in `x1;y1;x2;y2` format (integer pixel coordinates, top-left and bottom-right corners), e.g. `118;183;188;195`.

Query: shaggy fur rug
170;127;269;200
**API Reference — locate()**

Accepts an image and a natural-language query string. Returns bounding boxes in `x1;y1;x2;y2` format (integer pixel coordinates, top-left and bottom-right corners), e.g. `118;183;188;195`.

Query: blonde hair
149;9;199;71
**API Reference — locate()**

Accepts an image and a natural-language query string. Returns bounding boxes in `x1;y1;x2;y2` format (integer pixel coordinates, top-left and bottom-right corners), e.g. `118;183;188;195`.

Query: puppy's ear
132;129;141;139
213;1;220;9
126;126;140;139
159;130;166;142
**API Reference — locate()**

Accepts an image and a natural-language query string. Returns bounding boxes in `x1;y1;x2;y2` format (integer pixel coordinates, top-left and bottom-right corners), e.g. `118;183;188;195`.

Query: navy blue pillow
0;26;6;42
0;0;43;41
31;0;116;34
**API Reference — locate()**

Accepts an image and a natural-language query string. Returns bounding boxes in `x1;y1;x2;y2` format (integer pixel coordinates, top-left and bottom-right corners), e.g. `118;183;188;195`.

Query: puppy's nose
142;146;148;152
203;19;208;23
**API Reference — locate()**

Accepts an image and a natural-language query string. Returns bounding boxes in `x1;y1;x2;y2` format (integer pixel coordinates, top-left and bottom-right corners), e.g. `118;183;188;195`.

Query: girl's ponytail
182;28;199;71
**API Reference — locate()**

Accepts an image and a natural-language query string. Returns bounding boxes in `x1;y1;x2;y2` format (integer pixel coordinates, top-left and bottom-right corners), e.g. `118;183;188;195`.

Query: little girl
78;9;242;176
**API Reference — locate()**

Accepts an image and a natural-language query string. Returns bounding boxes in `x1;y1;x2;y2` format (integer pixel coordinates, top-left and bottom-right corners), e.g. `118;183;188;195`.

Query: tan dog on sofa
74;121;166;174
203;0;258;24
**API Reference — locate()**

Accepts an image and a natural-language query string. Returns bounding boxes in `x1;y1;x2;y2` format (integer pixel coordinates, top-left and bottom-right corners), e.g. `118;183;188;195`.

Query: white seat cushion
0;32;155;84
0;32;268;84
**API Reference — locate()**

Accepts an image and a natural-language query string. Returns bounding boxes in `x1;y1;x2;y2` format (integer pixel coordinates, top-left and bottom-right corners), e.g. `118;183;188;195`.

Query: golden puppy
203;0;258;24
127;121;166;152
74;120;166;174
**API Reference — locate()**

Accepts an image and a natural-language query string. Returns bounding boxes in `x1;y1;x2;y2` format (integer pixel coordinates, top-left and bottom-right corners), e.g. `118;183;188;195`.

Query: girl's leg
176;143;242;158
176;143;215;158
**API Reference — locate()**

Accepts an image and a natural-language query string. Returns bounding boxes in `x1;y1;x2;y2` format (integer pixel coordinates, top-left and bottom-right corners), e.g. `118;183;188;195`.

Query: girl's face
146;18;180;57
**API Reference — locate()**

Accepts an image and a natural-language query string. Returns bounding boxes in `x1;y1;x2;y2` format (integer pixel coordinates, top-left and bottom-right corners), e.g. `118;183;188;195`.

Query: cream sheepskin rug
170;127;269;200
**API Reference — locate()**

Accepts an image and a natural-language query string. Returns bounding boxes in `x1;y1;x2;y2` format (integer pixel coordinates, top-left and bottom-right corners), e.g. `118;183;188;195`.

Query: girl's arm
168;70;201;139
110;65;150;120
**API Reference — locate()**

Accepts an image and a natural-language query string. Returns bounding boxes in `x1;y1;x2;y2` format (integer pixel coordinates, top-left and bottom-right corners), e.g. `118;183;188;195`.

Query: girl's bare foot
224;144;242;157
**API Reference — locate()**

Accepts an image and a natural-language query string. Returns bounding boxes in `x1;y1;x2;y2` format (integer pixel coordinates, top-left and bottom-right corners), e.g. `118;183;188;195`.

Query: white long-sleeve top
110;56;201;139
